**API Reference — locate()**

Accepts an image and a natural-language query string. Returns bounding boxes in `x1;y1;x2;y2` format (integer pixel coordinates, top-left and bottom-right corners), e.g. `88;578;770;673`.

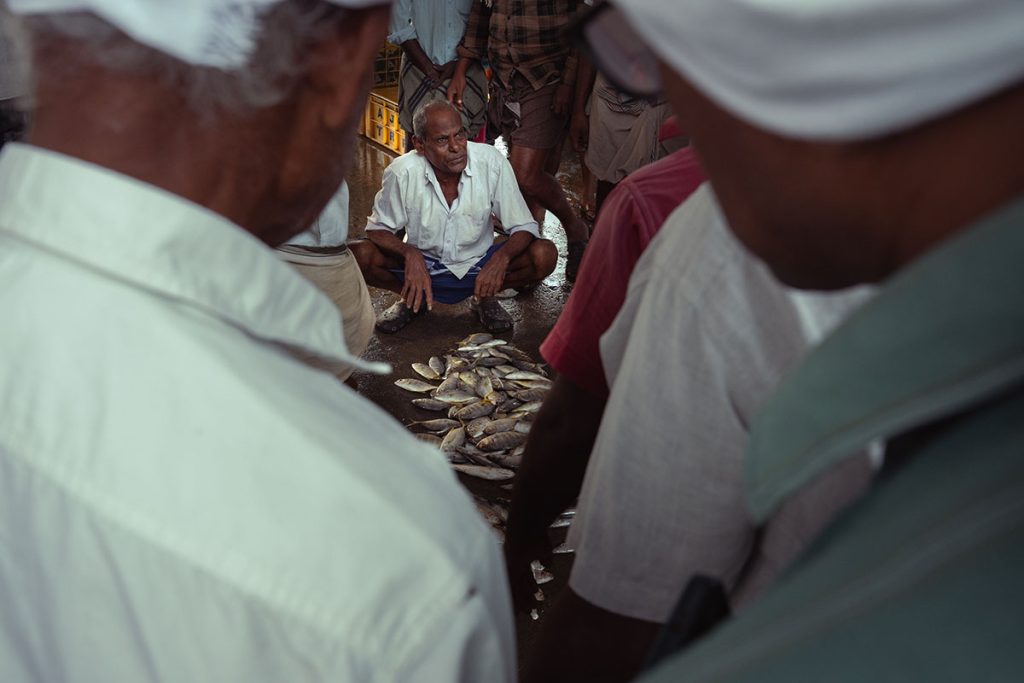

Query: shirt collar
420;142;476;183
0;143;387;374
745;195;1024;521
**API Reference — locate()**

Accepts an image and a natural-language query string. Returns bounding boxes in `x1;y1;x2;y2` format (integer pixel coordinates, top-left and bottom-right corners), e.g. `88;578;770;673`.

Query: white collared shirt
0;144;514;682
366;142;538;279
286;180;350;248
569;184;874;621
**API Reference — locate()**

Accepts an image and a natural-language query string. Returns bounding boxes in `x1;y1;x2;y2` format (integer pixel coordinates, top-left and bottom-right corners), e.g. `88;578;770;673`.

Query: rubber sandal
473;296;513;334
375;300;421;334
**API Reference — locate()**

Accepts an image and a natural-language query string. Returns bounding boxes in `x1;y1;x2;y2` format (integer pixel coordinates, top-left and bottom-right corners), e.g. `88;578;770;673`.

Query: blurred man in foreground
576;0;1024;679
0;1;515;680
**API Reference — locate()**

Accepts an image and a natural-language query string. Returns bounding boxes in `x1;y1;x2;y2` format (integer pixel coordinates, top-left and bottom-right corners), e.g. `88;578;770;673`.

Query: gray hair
23;1;346;114
412;94;463;139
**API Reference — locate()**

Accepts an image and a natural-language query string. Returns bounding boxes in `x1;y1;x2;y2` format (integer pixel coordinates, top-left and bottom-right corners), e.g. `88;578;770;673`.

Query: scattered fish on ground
394;333;556;538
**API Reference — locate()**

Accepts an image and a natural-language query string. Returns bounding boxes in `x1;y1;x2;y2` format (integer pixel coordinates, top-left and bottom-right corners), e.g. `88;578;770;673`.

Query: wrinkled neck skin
27;53;299;244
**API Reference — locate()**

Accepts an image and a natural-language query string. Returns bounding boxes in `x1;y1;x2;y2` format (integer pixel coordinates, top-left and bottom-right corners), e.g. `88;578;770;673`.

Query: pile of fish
395;333;552;485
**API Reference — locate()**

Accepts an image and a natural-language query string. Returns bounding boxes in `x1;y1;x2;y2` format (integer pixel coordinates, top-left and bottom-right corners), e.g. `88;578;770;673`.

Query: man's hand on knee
475;252;511;298
401;251;433;312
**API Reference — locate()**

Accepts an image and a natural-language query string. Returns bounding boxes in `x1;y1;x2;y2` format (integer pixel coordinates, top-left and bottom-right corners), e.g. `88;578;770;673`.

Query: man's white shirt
366;142;538;278
568;184;875;621
0;144;514;682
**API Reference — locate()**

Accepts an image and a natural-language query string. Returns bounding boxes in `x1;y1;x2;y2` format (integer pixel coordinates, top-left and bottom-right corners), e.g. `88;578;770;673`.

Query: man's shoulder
467;141;506;168
385;150;430;179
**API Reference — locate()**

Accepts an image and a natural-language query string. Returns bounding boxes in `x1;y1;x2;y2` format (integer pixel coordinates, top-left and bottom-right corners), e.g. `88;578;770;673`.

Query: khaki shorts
488;73;567;150
277;245;375;382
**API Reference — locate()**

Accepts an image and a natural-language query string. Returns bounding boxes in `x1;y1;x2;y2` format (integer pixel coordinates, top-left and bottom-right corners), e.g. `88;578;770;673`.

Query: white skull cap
7;0;389;69
614;0;1024;141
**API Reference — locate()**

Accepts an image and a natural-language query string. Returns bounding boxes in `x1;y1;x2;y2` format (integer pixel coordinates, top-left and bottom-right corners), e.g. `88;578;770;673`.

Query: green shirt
640;196;1024;682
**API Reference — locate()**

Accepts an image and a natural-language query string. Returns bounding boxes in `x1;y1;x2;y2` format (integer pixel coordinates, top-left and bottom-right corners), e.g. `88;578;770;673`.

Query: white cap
614;0;1024;141
7;0;389;69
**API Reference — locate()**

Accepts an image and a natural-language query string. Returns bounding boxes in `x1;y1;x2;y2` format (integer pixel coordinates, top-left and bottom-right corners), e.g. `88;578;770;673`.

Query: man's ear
308;6;391;130
411;135;424;154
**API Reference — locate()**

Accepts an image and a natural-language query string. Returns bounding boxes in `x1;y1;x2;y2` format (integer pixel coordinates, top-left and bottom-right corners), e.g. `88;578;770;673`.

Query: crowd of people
1;0;1022;681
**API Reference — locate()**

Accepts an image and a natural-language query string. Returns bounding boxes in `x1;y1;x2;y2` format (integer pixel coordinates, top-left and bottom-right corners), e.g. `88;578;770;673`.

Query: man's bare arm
503;376;607;609
367;230;433;312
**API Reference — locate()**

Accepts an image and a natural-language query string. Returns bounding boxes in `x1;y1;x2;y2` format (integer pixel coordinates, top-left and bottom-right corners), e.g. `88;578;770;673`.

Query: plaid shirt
457;0;583;91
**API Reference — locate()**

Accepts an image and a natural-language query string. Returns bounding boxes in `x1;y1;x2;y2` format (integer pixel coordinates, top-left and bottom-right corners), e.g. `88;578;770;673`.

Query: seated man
353;97;557;334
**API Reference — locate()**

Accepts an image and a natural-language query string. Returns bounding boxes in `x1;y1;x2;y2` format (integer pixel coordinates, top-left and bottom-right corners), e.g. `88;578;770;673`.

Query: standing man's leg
496;75;590;281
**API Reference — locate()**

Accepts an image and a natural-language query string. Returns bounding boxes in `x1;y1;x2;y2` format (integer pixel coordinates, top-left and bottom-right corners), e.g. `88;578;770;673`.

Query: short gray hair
412;94;464;139
24;1;345;113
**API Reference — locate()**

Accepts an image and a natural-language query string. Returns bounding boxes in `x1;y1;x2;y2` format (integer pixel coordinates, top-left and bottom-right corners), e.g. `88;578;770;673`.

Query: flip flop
473;296;513;334
375;300;422;334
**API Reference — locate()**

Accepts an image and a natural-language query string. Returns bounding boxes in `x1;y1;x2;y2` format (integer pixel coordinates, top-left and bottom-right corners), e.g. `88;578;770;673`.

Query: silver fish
457;371;480;393
504;370;549;382
395;378;437;393
433;390;479;404
441;426;466;453
465;416;492;439
476;356;506;367
516;388;548;402
477;431;528;451
494;364;517;375
443;448;466;463
530;560;554;585
415;433;443;446
428;356;446;376
475;376;494;399
411;398;450;411
454;400;496;420
515;400;543;414
496;398;522;414
490;453;523;469
452;464;515;481
457;445;496;467
411;418;460;432
461;332;494;346
435;374;460;393
411;362;440;380
482;417;520;435
516;380;553;391
446;356;472;375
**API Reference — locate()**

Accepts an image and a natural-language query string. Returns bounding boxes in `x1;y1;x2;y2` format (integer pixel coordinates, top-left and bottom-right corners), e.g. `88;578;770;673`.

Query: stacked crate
373;42;401;88
360;43;405;154
365;86;404;154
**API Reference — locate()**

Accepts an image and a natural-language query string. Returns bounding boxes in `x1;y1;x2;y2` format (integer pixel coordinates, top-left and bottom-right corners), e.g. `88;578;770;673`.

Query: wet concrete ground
346;136;587;666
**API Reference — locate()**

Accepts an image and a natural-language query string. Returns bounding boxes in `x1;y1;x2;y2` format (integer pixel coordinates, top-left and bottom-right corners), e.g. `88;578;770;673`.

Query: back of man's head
588;0;1024;289
10;0;390;244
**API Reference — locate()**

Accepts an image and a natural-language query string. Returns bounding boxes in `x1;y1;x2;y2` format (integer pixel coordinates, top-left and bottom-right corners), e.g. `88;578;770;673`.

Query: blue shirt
388;0;474;66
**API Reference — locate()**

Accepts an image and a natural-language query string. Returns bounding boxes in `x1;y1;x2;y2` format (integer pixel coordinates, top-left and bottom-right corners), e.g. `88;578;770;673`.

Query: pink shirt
540;148;706;396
